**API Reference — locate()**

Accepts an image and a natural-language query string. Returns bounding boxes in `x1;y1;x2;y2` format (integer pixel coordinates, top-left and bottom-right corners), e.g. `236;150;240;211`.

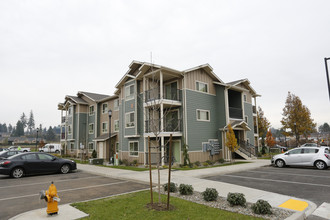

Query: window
89;105;95;116
89;123;94;134
88;142;94;152
125;112;135;128
38;154;54;160
197;109;210;121
102;122;108;133
196;81;208;93
129;142;138;156
102;103;108;114
303;148;319;154
116;142;119;153
114;120;119;132
114;99;119;111
21;154;37;160
288;149;302;155
125;84;134;100
245;116;248;123
68;107;72;115
70;143;74;152
243;94;247;102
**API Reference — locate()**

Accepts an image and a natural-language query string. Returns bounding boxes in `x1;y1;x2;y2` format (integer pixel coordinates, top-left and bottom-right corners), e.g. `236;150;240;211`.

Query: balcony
61;117;66;123
229;107;243;119
145;119;182;133
145;89;182;103
61;133;65;139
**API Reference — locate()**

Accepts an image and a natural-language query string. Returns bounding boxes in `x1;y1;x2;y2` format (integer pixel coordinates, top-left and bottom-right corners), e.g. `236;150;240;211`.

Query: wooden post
167;134;172;210
148;136;153;204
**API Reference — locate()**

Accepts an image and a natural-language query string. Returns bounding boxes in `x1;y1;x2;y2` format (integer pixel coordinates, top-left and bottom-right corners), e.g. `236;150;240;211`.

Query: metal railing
237;140;257;158
145;88;182;103
229;107;243;119
145;119;182;133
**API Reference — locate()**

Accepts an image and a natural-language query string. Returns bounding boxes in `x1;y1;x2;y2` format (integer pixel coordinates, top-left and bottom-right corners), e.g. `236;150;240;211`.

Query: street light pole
294;122;297;147
324;57;330;101
36;128;39;151
108;109;112;164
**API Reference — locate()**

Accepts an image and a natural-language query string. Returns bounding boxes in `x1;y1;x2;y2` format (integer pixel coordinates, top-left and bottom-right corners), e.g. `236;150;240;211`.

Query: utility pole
325;57;330;101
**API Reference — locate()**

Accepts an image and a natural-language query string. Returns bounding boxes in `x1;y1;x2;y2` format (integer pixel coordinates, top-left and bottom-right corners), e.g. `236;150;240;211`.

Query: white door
98;142;104;159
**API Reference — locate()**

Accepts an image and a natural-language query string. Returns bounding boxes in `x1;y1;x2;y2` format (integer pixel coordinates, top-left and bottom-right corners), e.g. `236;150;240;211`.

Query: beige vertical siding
188;151;223;163
185;69;216;95
120;152;144;164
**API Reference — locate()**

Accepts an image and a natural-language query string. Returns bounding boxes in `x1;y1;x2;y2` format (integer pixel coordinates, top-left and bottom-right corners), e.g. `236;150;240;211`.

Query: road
0;170;149;220
204;166;330;207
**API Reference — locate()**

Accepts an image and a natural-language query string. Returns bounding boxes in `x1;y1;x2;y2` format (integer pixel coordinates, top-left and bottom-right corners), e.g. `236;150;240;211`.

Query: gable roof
77;91;110;102
183;64;224;84
226;79;260;97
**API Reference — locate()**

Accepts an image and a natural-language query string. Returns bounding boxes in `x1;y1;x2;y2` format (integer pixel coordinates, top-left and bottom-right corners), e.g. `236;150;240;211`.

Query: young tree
266;129;276;147
281;92;316;146
15;121;24;137
27;110;35;133
257;106;270;151
226;124;238;163
20;112;27;131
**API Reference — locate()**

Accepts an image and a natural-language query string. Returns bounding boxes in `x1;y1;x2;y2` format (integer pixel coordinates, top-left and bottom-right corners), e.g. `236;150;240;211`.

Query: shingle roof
66;96;88;105
227;79;247;86
78;91;110;102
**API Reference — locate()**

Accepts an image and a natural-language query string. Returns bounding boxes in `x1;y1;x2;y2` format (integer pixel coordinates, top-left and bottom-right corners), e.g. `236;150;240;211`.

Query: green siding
244;102;255;146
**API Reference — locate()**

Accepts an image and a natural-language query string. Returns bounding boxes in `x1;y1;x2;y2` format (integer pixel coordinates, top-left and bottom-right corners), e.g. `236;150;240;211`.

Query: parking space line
0;176;103;189
223;174;330;187
0;180;129;202
246;170;330;179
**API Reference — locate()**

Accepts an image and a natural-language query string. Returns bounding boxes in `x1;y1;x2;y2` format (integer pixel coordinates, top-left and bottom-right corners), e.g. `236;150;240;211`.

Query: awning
220;121;251;131
94;133;117;142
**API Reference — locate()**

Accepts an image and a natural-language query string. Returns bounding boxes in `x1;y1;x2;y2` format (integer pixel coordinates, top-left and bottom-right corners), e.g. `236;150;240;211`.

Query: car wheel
60;164;70;174
276;159;285;168
40;150;44;152
11;167;24;178
315;161;327;170
55;150;60;153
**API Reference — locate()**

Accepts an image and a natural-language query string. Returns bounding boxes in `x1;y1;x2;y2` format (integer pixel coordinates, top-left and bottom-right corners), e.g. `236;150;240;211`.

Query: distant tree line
0;110;60;142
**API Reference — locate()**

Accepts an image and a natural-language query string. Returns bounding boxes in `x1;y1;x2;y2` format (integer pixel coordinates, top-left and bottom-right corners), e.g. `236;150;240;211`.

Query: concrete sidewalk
10;160;324;220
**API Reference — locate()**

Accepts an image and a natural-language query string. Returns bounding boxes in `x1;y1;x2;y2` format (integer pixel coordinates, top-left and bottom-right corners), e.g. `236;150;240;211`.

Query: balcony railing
61;117;66;123
254;126;258;134
61;133;65;139
145;89;182;103
145;119;182;133
229;107;243;119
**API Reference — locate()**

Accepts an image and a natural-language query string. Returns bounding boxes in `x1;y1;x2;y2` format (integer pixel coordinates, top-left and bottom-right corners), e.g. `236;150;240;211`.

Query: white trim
129;141;139;157
114;99;119;111
114;120;119;132
89;123;94;134
125;111;135;128
196;109;210;122
102;103;108;114
89;105;95;116
185;88;216;96
245;115;248;124
195;80;209;93
125;84;135;101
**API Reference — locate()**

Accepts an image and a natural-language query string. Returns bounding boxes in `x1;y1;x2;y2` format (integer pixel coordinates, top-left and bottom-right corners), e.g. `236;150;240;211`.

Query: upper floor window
89;105;95;116
125;112;135;128
196;81;208;93
68;125;72;135
68;107;72;116
114;120;119;132
102;103;108;114
89;123;94;134
197;109;210;121
102;122;108;133
88;142;94;152
125;84;135;100
114;99;119;111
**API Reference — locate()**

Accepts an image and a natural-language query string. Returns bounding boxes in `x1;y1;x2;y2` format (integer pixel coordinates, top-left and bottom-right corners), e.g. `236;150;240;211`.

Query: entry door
173;141;181;164
98;142;104;159
165;82;177;100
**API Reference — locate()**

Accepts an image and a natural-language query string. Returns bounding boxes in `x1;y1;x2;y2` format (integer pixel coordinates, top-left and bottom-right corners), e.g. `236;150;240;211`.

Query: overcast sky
1;0;329;130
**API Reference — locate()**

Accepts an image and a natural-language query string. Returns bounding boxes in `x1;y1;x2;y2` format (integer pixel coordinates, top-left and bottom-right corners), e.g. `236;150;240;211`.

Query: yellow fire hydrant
40;181;60;215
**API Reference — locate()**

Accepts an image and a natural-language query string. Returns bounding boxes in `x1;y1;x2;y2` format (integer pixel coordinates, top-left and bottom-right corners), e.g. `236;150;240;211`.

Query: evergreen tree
15;121;24;137
319;123;330;133
3;123;8;132
20;112;27;131
46;126;56;141
8;124;13;133
27;110;35;133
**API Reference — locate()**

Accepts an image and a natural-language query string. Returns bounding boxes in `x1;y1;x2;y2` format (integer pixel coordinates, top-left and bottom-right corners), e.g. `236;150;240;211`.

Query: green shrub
251;200;272;215
194;161;201;166
227;193;246;207
163;182;177;192
179;184;194;195
132;159;138;166
122;159;130;166
202;162;209;167
217;158;225;163
206;160;215;165
91;150;97;158
202;188;218;201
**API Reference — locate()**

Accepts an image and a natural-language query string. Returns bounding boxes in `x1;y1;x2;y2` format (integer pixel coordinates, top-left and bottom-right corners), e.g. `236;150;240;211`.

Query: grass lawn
72;191;262;220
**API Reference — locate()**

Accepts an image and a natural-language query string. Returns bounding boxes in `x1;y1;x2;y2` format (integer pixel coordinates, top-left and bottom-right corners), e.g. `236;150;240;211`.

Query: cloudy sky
0;0;329;129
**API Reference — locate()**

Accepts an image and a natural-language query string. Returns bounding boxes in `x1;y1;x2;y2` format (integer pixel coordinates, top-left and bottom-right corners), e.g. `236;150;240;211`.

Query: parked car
8;146;30;152
271;146;330;170
300;143;318;147
273;145;288;152
39;144;61;153
0;152;77;178
0;148;8;152
0;150;22;160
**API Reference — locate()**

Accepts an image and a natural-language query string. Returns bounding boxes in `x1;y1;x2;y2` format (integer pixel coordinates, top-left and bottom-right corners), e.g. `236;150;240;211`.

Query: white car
271;146;330;170
39;144;61;153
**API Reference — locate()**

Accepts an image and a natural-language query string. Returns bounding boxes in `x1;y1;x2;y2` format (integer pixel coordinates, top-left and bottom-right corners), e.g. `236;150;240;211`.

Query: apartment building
58;61;259;165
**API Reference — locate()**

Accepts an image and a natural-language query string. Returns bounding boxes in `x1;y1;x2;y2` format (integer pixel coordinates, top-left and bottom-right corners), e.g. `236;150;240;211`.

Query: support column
161;136;165;166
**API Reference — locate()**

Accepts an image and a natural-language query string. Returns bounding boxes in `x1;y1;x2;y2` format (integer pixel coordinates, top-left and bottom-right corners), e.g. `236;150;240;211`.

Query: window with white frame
102;122;108;133
125;112;135;128
88;142;94;152
68;125;72;135
125;84;135;100
196;81;208;93
89;105;95;116
114;99;119;111
89;123;94;134
102;103;108;114
114;120;119;132
197;109;210;121
129;142;138;156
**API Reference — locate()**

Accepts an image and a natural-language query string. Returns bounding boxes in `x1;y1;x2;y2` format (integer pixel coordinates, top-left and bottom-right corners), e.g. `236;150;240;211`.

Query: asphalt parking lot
0;170;149;220
204;165;330;207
